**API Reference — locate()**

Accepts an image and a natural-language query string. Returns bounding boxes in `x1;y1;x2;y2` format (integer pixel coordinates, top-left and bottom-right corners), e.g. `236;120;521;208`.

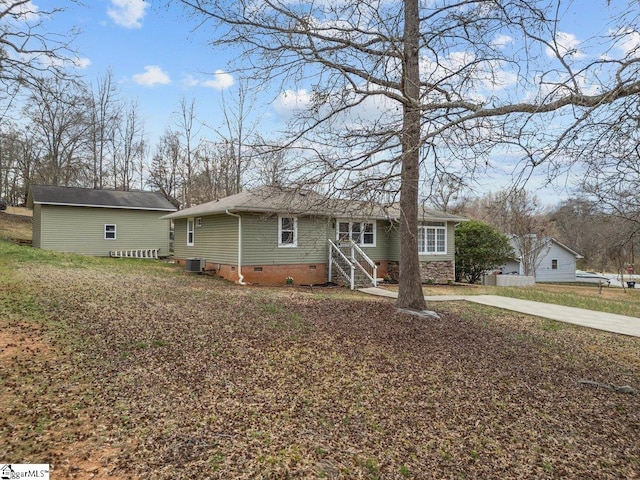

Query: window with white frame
187;217;194;246
278;216;297;247
104;224;116;240
418;222;446;254
551;259;558;270
337;220;376;247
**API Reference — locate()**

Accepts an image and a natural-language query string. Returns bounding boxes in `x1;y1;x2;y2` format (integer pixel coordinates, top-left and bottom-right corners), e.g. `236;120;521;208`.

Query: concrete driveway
359;288;640;338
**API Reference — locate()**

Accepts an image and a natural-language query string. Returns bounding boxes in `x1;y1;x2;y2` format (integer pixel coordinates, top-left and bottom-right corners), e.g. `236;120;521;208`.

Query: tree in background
455;221;513;284
24;77;91;187
549;197;607;270
180;0;640;310
463;190;553;276
88;70;120;190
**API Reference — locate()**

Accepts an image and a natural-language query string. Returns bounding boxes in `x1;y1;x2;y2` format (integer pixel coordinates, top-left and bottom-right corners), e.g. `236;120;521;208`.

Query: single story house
27;185;176;257
500;236;583;283
161;187;466;287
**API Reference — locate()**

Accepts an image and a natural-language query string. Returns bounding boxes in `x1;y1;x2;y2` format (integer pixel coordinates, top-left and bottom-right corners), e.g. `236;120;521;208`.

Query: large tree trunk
397;0;426;311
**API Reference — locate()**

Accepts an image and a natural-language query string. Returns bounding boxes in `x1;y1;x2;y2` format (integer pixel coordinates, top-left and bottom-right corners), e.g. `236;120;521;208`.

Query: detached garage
27;185;177;257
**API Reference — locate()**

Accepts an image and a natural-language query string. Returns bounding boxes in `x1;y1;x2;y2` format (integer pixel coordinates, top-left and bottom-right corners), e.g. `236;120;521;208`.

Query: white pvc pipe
225;209;246;285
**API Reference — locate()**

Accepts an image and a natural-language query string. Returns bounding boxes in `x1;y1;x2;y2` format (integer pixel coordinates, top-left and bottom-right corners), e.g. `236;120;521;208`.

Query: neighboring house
161;187;466;287
27;185;176;256
500;236;583;283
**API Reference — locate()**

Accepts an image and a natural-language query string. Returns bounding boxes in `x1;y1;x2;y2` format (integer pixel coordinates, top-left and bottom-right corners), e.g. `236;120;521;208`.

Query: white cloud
613;28;640;55
181;74;200;88
545;31;585;59
33;53;91;70
11;0;40;22
492;34;513;49
201;70;235;90
132;65;171;86
107;0;149;29
72;56;92;69
272;89;311;117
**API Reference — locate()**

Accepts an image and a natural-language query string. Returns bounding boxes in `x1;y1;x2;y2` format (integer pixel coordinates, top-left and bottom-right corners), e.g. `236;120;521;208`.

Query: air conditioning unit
185;258;203;273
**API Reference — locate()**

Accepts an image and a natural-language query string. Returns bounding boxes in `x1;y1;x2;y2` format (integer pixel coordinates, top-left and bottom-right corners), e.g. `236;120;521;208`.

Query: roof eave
34;201;176;212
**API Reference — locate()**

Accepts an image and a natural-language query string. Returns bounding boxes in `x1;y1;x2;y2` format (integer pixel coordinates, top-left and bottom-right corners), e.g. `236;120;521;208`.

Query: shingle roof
27;185;177;212
161;186;466;222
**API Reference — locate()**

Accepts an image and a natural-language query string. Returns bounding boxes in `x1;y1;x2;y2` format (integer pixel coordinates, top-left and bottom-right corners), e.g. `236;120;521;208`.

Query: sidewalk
359;287;640;338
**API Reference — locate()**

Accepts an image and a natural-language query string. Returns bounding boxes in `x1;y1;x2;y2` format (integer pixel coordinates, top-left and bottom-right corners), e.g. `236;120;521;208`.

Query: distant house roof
161;186;467;222
27;185;177;212
509;235;583;259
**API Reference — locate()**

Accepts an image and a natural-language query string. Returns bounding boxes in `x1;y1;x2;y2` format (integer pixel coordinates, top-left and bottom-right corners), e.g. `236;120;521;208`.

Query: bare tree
424;171;469;214
0;1;80;196
180;0;640;309
174;98;199;207
88;70;121;189
24;77;91;187
578;110;640;226
464;190;553;276
148;129;182;203
215;79;257;195
251;142;291;188
191;140;243;202
549;197;608;271
0;1;79;99
113;101;146;191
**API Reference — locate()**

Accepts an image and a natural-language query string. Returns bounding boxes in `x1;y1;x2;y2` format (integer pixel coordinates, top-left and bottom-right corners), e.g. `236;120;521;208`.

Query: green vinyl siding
38;205;171;256
242;214;330;265
173;214;238;264
172;213;455;266
388;223;400;261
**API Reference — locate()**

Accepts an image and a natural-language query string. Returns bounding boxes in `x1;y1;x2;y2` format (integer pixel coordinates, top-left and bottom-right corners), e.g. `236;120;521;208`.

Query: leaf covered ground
2;253;640;479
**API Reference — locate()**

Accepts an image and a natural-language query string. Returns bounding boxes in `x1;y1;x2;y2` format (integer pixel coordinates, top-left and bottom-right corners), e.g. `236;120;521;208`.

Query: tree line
451;190;640;276
0;71;290;208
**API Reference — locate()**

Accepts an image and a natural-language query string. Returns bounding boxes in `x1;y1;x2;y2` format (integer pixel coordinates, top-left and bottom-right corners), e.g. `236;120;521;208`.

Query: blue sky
34;0;638;204
47;0;262;145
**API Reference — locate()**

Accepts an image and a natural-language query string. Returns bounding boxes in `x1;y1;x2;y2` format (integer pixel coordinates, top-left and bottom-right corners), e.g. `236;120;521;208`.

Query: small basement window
104;224;116;240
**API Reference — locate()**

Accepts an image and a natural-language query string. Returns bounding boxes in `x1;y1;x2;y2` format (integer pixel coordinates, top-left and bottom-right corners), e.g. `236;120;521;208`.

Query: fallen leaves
2;261;639;479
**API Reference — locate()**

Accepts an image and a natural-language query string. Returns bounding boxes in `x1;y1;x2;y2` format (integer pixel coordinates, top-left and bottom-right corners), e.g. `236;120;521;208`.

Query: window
278;216;297;247
551;259;558;270
104;224;116;240
337;220;376;247
187;217;194;246
418;222;446;254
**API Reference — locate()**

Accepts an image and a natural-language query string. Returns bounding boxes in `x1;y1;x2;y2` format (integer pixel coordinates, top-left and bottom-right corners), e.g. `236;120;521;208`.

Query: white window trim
104;224;116;240
418;223;447;255
336;219;376;247
278;215;298;248
187;217;194;246
551;258;558;270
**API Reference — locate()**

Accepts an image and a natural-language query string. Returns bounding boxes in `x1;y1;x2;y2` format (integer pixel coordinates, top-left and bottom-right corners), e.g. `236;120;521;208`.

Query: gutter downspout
225;210;246;285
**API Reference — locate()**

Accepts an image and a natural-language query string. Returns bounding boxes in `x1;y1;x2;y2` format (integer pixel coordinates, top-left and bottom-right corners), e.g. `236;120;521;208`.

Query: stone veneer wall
387;260;455;284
